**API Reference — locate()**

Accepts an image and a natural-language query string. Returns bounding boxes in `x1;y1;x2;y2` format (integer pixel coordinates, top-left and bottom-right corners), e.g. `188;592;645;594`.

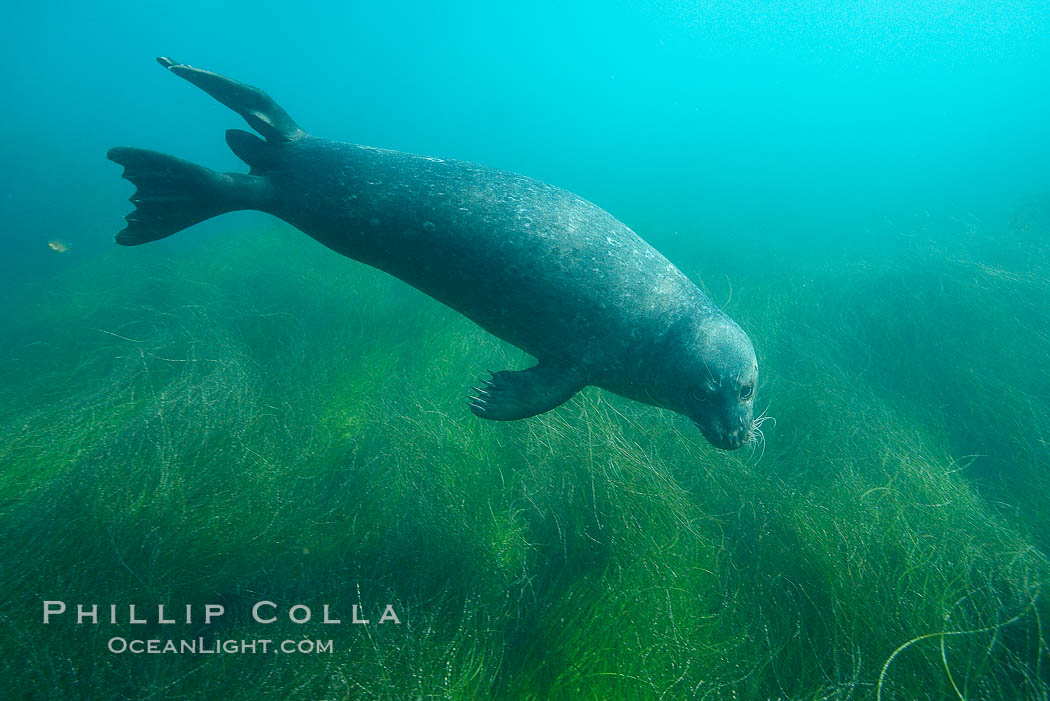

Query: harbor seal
108;58;759;450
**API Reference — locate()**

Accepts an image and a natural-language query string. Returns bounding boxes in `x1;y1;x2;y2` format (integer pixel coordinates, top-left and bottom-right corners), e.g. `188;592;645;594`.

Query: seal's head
670;315;758;450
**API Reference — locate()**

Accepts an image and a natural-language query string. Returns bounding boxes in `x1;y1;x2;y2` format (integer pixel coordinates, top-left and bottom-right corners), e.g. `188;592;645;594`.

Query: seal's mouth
693;421;747;451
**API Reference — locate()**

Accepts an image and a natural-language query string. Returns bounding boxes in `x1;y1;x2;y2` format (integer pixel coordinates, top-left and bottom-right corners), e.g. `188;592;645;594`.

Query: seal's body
109;58;759;449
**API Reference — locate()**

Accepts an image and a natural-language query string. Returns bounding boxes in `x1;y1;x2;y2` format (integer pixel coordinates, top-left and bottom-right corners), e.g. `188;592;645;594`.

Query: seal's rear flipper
467;364;586;421
107;147;268;245
157;57;304;143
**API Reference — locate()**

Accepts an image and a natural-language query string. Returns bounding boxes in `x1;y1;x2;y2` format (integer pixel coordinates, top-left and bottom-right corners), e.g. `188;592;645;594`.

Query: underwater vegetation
2;203;1050;699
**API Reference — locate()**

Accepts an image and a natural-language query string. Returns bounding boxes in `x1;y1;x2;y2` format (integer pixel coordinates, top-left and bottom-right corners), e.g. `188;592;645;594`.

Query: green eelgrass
1;218;1048;699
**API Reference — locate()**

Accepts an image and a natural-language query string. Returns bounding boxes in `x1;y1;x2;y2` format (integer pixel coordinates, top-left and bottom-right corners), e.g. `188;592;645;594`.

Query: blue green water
4;2;1048;272
2;2;1050;698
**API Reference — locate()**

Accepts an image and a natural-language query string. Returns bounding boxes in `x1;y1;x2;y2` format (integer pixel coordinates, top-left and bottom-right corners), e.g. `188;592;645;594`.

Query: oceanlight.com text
107;637;334;655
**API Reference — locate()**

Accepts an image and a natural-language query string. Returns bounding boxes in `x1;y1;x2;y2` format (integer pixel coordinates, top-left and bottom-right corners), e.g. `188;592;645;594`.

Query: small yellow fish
47;239;71;253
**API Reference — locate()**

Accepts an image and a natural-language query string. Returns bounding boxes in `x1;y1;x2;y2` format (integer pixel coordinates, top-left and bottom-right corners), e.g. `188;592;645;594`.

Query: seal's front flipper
107;147;269;245
156;57;304;143
468;364;585;421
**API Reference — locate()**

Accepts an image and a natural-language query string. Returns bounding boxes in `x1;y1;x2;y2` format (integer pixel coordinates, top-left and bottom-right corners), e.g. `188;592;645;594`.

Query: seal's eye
740;384;754;400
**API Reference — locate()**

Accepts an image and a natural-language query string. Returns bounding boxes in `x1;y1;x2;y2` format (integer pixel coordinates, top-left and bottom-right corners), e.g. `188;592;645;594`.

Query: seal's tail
107;147;269;246
106;57;301;246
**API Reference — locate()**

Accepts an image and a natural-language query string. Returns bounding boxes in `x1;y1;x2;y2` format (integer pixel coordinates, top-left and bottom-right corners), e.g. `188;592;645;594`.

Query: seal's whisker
746;425;767;463
745;427;762;457
753;402;775;423
751;404;777;433
744;405;772;463
753;415;776;429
